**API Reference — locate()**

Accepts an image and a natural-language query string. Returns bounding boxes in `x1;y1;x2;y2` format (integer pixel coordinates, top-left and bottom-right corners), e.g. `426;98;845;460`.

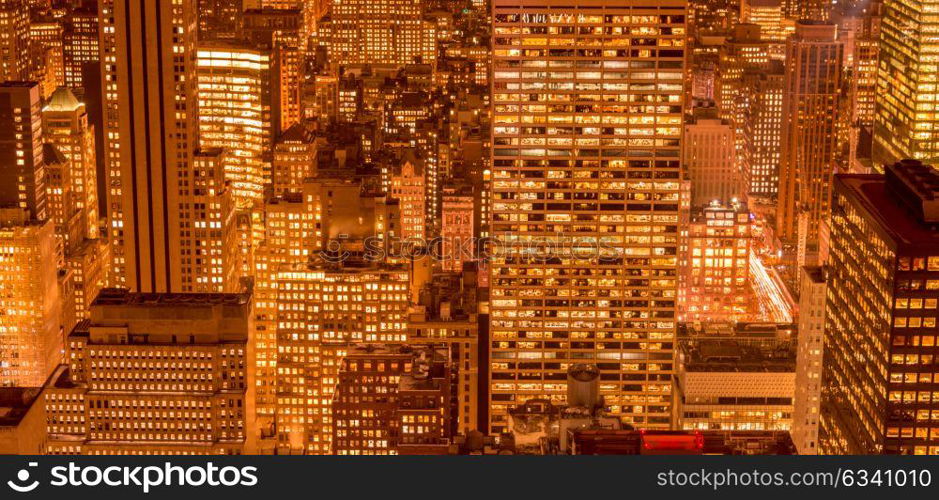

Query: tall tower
0;0;30;81
42;87;99;245
872;0;939;167
0;209;61;387
42;87;108;320
822;161;939;455
776;21;843;247
63;7;99;91
99;0;198;292
489;0;686;432
196;42;273;209
0;82;47;222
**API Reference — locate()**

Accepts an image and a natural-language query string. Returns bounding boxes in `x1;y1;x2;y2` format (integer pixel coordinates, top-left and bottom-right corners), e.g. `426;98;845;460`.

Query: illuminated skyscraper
744;0;795;44
179;149;239;293
198;0;245;40
332;344;451;455
272;123;317;197
0;209;61;388
440;184;475;273
243;8;303;134
776;21;843;247
871;0;936;166
391;155;426;241
42;87;99;246
29;21;65;98
684;108;739;207
821;161;939;455
275;262;410;454
842;1;881;131
680;201;753;323
42;87;106;319
44;288;256;455
793;265;826;455
741;63;784;198
252;191;318;428
0;0;29;81
490;0;686;432
0;82;47;221
715;24;771;171
688;0;740;36
331;0;425;66
63;7;98;90
196;43;274;208
99;0;198;292
798;0;833;22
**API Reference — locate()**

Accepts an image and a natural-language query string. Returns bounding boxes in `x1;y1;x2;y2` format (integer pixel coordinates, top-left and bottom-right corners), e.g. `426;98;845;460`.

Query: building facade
490;0;686;431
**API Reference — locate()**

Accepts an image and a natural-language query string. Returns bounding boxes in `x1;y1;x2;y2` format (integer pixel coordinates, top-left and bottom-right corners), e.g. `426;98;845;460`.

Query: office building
793;265;826;455
196;43;274;209
675;331;795;432
99;0;198;291
684;109;738;207
0;82;47;221
275;262;410;454
0;209;61;387
680;201;753;323
872;0;939;165
63;7;98;91
0;0;29;81
776;22;843;247
821;160;939;454
330;0;426;66
490;0;685;431
43;289;256;454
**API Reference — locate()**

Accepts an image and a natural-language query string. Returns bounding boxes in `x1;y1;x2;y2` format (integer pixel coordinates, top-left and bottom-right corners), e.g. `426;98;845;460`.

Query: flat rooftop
0;388;42;427
836;173;939;253
92;288;251;307
679;338;795;373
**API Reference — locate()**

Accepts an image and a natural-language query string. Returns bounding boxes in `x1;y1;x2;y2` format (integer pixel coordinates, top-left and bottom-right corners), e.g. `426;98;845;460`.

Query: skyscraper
99;0;198;292
331;0;425;66
684;108;738;207
42;87;99;246
29;21;66;98
63;7;99;91
42;87;107;319
198;0;245;40
0;82;47;222
0;209;61;387
490;0;686;431
741;63;784;198
793;265;826;455
243;8;303;134
196;42;274;208
872;0;938;166
821;160;939;455
275;262;410;454
0;0;29;81
776;21;843;248
45;288;256;454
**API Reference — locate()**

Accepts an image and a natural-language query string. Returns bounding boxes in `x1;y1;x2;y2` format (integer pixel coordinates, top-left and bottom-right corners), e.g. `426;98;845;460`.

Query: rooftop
43;87;82;112
679;337;796;372
92;288;251;307
0;388;41;427
836;164;939;252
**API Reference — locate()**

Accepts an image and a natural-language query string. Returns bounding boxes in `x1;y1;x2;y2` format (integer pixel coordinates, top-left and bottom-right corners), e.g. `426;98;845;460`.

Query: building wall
489;0;685;432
